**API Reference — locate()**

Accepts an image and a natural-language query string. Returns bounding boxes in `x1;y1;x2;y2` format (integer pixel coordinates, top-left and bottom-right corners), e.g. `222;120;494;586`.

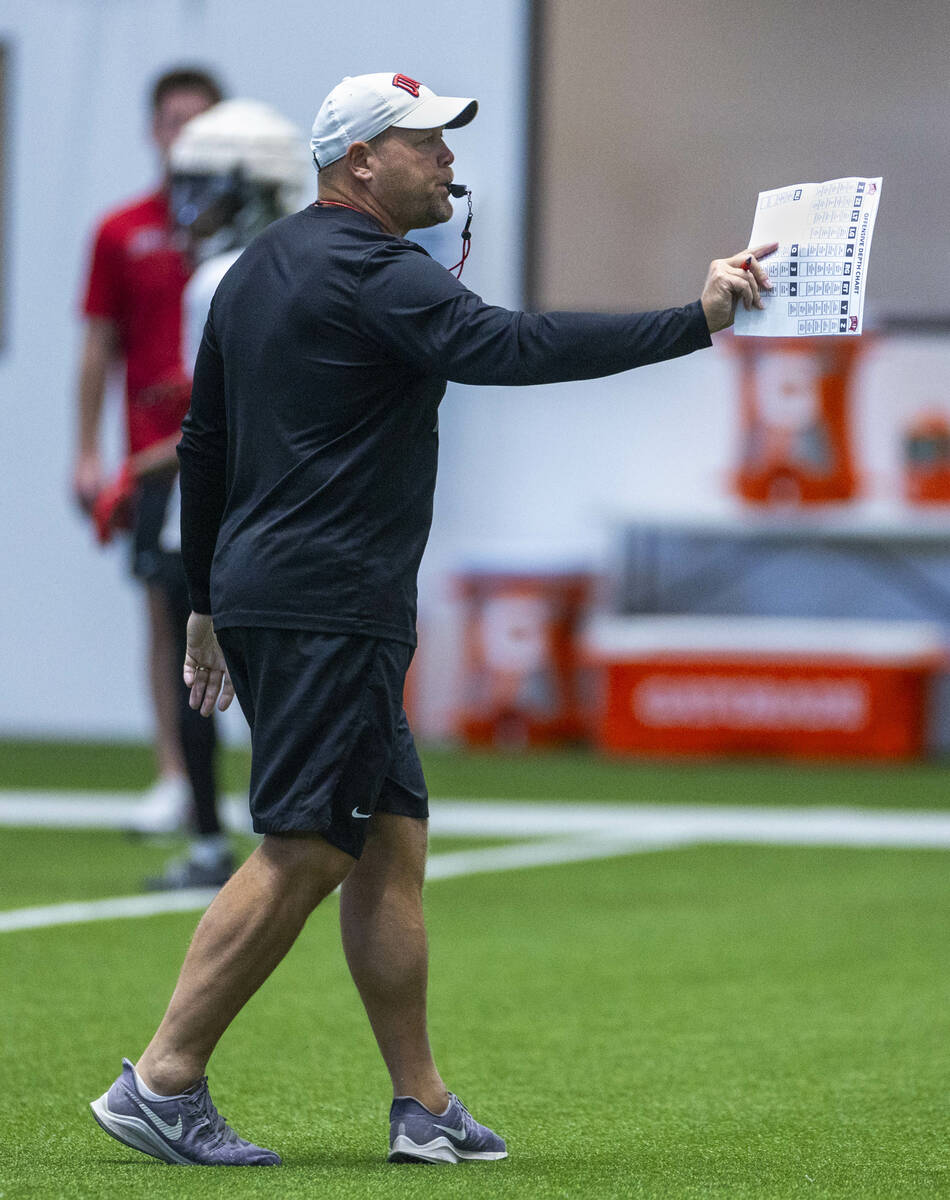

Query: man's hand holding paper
702;243;779;333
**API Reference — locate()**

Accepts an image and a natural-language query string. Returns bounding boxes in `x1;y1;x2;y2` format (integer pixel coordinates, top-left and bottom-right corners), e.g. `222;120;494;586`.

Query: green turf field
1;742;948;1198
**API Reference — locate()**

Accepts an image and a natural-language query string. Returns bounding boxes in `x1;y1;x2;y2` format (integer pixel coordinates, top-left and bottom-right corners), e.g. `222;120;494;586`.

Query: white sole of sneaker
388;1134;507;1164
90;1094;193;1165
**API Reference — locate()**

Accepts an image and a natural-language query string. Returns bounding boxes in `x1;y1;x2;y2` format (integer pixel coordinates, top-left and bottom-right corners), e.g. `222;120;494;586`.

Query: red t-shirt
82;190;192;454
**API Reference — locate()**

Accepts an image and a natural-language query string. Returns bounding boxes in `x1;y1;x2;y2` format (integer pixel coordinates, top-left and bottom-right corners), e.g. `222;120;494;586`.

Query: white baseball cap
310;72;477;169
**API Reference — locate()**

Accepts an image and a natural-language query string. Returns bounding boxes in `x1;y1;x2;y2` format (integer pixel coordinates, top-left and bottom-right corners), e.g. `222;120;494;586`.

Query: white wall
0;1;945;743
0;0;527;739
534;0;950;318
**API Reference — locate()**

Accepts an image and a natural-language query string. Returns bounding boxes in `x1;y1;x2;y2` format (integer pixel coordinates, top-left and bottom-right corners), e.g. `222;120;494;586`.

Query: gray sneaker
388;1093;507;1164
90;1059;281;1166
144;853;234;892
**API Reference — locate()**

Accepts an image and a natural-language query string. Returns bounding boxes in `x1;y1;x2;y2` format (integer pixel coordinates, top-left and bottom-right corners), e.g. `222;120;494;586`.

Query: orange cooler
731;336;863;505
585;615;943;761
455;568;594;747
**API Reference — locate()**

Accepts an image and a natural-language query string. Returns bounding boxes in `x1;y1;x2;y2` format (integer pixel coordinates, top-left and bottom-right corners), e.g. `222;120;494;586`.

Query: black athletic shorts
131;475;175;583
216;627;428;858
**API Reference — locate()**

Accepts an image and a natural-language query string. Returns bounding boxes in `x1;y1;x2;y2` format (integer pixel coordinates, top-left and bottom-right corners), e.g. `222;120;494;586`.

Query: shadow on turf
93;1151;403;1170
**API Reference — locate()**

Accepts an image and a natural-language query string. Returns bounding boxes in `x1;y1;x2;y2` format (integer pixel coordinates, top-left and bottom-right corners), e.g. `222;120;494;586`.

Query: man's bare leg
137;833;353;1094
339;813;448;1113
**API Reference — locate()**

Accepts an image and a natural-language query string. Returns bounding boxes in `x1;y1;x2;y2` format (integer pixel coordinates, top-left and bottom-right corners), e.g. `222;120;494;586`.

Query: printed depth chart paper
734;177;882;337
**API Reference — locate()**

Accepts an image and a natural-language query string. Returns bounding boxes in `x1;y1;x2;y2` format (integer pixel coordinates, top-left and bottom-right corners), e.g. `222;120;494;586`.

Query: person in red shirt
74;66;224;837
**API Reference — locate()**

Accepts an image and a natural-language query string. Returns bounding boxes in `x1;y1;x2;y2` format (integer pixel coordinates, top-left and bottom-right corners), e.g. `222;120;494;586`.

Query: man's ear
345;140;373;182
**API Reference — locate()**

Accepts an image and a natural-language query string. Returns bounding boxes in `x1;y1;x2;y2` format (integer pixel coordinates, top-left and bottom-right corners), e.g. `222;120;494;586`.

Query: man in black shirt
90;71;774;1169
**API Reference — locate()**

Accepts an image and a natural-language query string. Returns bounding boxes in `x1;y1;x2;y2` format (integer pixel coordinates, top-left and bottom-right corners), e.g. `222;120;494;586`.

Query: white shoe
127;776;192;835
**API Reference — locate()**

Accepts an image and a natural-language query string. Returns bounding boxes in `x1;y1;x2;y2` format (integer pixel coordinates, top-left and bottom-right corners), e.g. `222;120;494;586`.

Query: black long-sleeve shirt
178;203;712;645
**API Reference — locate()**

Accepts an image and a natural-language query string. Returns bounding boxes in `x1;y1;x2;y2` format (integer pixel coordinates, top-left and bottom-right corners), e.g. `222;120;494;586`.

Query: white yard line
0;836;669;934
425;834;674;880
2;789;950;845
1;790;948;935
0;888;220;933
431;800;950;848
0;791;256;833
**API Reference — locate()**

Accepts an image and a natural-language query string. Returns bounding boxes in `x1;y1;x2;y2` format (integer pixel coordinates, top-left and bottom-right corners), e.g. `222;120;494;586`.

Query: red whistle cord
449;191;474;278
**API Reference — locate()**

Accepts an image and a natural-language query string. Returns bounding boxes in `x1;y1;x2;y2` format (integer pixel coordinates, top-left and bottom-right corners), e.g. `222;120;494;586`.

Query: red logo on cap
392;74;421;97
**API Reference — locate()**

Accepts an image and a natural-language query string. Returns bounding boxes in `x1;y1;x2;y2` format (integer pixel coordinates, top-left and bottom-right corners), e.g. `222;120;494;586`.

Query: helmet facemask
170;168;283;260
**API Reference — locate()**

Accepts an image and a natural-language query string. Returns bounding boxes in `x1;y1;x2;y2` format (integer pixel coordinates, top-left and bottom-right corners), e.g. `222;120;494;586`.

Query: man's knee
258;831;354;902
350;813;428;893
